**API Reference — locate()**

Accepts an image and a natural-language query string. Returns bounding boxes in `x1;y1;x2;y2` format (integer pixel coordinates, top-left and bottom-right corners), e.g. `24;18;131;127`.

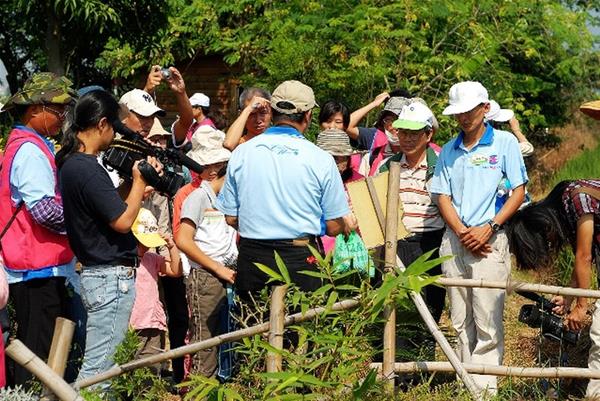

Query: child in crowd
175;130;237;378
129;208;182;372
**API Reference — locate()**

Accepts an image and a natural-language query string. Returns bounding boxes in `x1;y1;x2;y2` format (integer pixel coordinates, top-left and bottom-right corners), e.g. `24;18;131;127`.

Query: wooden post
41;317;76;400
6;340;84;401
266;285;288;373
382;162;401;392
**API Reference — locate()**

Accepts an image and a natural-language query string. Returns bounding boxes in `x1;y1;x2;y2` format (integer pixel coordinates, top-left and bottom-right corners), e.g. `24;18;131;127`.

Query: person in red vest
0;72;76;388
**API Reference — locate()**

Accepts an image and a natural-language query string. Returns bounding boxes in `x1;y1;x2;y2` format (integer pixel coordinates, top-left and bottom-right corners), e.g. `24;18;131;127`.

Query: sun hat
442;81;489;115
147;118;171;139
189;93;210;108
2;72;76;110
580;100;600;120
132;208;166;248
316;128;356;156
187;126;231;165
270;80;318;114
119;89;165;117
392;102;435;131
485;100;514;122
383;97;411;116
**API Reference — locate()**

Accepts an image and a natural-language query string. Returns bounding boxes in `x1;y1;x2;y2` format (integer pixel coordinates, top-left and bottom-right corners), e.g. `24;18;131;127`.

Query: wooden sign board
346;171;409;249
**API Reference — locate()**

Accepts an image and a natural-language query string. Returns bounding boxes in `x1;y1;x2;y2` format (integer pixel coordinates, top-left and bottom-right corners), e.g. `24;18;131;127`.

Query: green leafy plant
181;246;446;400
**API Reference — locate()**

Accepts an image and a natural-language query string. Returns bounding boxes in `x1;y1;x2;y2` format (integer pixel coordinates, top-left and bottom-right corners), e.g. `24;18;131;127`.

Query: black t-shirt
60;153;137;266
350;127;377;151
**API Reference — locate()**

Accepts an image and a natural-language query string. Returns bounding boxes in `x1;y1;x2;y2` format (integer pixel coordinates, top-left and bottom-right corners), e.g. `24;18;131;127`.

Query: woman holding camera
506;179;600;397
56;90;162;393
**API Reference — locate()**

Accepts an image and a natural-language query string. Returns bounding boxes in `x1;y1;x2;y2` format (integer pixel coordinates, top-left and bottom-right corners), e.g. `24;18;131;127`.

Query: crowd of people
0;65;598;400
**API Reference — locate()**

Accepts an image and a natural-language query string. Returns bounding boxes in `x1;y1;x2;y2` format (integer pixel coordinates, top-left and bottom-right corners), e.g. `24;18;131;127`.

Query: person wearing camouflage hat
0;72;76;388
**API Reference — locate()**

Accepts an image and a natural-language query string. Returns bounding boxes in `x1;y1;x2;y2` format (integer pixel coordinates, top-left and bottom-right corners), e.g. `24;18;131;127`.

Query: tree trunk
45;1;64;75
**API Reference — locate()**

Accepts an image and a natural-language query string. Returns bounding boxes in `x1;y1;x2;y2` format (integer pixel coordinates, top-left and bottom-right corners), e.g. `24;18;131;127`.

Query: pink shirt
129;252;167;331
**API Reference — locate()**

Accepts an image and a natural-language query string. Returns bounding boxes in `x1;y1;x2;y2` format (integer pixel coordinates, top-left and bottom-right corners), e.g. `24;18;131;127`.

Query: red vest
0;127;73;271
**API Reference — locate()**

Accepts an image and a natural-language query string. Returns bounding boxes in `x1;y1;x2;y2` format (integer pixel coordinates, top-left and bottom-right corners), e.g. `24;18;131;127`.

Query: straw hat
316;128;356;157
580;100;600;120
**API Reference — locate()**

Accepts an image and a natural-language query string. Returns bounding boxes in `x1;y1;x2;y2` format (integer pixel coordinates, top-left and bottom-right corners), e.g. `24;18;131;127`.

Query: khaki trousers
587;300;600;399
440;230;511;396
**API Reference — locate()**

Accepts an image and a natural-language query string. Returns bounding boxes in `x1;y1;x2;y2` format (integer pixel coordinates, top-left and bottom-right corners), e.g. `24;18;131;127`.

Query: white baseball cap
189;93;210;108
392;102;435;131
442;81;489;115
119;89;165;117
485;100;514;122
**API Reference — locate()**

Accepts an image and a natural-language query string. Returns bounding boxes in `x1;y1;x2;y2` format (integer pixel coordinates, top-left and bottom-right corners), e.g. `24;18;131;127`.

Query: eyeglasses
43;105;67;120
397;130;428;139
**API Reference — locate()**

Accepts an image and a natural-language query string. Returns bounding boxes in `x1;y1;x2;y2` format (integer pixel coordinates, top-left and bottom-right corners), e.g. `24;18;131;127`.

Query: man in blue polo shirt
430;81;527;396
218;80;354;299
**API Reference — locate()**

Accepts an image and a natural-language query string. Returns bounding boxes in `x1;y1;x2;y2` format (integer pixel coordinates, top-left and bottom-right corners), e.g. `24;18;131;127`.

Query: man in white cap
430;81;528;396
120;88;167;137
218;80;355;302
377;101;446;325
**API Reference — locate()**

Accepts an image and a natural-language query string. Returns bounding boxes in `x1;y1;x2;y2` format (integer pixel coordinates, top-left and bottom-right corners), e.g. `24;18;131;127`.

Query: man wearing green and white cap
377;101;446;324
218;80;355;302
430;81;528;396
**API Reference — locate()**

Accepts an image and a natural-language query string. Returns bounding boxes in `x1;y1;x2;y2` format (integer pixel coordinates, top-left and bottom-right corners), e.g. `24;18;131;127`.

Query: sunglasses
43;105;67;120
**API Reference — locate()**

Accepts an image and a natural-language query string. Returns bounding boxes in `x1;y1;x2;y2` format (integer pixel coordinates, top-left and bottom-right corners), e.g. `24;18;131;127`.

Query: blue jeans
76;265;136;392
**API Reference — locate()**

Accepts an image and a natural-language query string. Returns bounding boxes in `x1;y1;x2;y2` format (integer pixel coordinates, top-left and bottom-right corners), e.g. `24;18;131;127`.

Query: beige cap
147;118;171;139
270;80;318;114
187;126;231;165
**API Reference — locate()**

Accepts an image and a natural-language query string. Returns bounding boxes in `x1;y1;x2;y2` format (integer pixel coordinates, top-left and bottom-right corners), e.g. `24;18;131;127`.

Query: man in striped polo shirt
378;101;446;323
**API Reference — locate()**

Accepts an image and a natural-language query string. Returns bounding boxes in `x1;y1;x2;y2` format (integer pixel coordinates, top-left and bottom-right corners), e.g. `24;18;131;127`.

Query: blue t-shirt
218;125;350;239
430;124;528;227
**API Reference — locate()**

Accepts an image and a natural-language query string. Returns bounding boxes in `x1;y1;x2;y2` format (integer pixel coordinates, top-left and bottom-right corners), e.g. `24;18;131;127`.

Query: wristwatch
487;219;501;232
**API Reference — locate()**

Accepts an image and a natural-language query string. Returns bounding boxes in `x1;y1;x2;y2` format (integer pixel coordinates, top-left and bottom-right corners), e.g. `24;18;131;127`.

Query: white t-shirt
180;181;237;268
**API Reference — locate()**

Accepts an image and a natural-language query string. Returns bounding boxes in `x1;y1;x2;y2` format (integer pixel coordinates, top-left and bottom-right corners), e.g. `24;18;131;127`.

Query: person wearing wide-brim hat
0;72;77;388
316;128;363;183
580;99;600;120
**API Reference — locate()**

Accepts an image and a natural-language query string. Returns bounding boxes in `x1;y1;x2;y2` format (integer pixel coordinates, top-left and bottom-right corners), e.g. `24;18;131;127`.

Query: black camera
103;120;203;197
517;291;579;345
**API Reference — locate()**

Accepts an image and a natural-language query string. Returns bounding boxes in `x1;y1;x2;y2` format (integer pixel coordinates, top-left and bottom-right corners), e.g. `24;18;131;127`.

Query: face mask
385;129;400;146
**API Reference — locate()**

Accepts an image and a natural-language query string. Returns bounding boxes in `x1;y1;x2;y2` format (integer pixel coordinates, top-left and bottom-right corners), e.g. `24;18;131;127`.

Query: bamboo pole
6;340;84;401
266;285;288;373
438;277;600;299
371;361;600;379
41;317;76;401
74;298;361;389
47;317;76;376
382;162;400;392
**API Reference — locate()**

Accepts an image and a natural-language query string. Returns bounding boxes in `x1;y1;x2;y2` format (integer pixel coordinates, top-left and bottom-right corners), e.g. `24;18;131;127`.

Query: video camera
103;120;204;197
517;291;579;345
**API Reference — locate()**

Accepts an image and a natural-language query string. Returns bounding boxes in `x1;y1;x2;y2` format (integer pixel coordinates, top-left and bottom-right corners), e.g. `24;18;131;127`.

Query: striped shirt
397;154;445;233
562;179;600;245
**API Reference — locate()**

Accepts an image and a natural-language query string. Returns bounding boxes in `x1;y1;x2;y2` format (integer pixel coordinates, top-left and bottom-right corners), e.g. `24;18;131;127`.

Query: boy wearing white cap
430;81;528;396
175;130;237;378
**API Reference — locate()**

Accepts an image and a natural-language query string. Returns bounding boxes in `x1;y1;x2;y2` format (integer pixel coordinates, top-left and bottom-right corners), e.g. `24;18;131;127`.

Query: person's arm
325;213;357;237
564;214;594;331
508;117;528;144
160;234;182;277
346;92;389;139
110;157;161;233
225;215;238;229
175;220;236;283
168;68;194;144
435;194;468;236
460;185;525;252
224;96;270;151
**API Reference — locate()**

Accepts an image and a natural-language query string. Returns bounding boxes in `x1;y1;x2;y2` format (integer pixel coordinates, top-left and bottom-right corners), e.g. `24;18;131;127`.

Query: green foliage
551;145;600;188
97;329;170;401
181;248;447;400
94;0;600;145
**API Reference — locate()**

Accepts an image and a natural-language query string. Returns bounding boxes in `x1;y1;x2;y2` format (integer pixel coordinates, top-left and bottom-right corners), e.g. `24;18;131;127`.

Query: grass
550;144;600;188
